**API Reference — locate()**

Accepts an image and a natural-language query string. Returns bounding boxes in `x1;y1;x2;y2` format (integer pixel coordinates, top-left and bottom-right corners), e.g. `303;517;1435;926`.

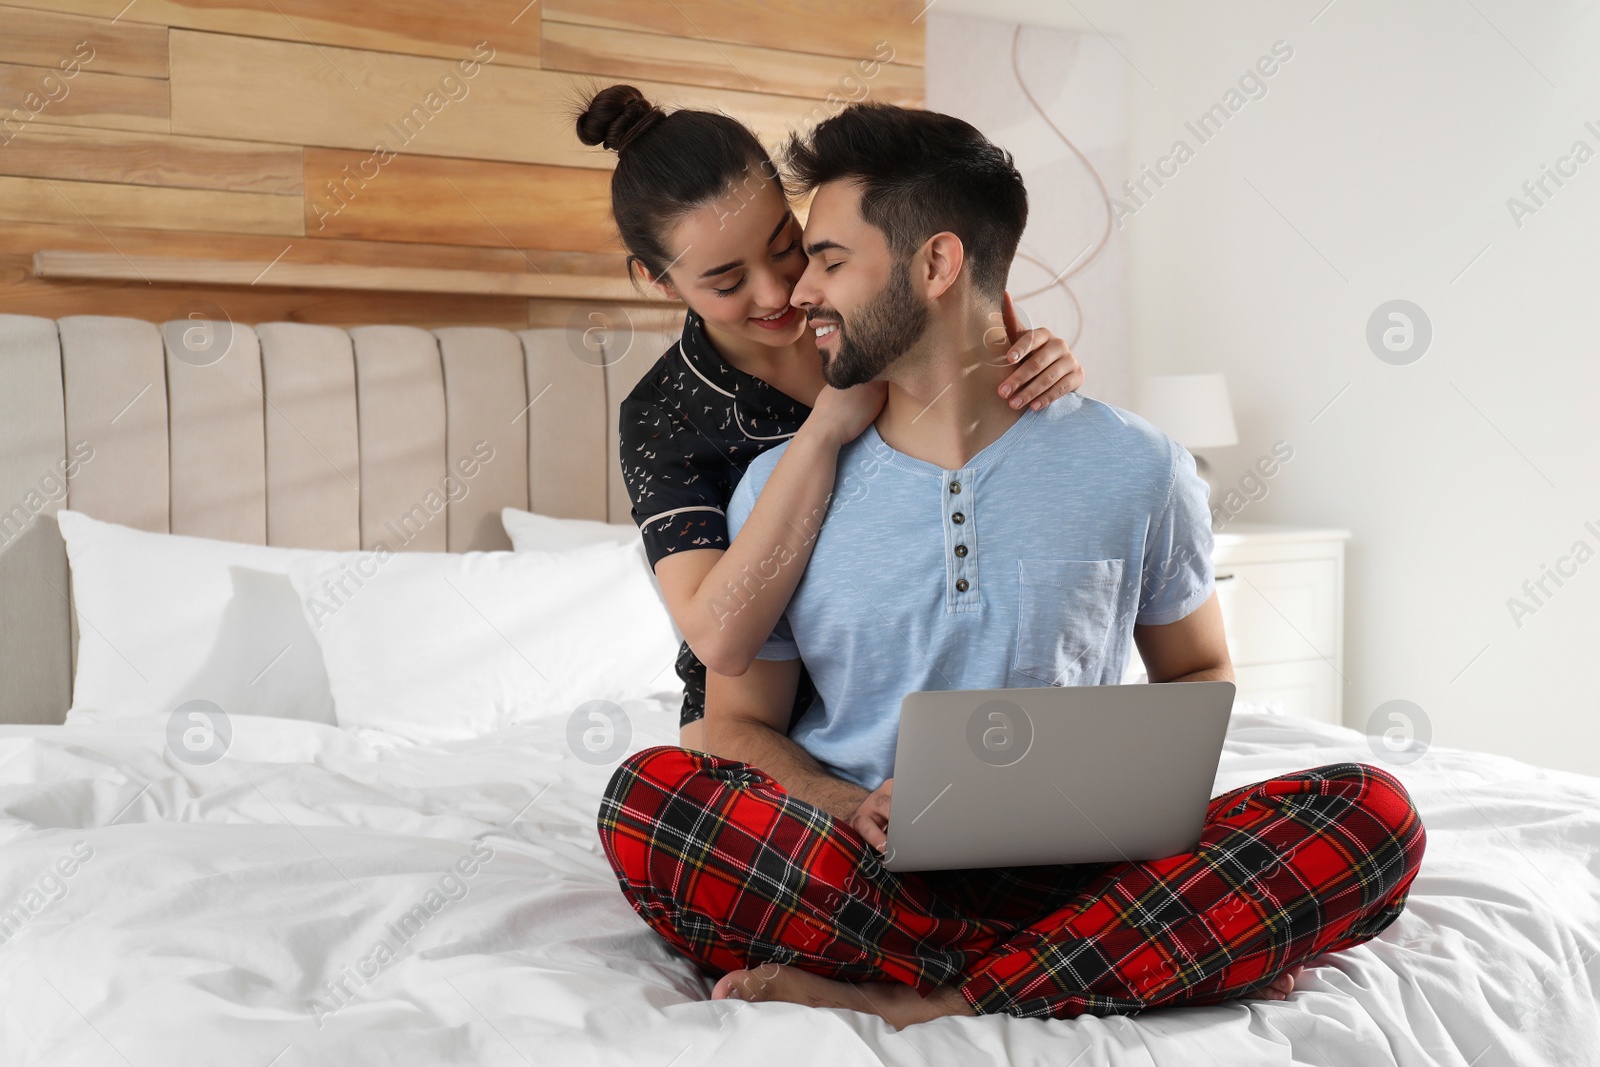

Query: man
598;102;1425;1026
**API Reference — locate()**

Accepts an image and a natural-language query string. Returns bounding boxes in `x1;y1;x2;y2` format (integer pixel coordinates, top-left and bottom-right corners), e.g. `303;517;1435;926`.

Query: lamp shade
1136;373;1239;449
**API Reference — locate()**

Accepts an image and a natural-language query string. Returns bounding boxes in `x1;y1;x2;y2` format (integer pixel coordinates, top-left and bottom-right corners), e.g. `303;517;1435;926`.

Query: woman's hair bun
576;84;667;154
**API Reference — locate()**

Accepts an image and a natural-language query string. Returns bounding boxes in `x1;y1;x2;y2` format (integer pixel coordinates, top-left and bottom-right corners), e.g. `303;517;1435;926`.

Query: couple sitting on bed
583;86;1427;1025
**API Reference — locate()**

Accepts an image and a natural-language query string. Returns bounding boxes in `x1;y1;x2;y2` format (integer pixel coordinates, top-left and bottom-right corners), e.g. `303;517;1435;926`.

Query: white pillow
500;506;680;639
499;506;637;551
56;510;336;724
286;542;680;743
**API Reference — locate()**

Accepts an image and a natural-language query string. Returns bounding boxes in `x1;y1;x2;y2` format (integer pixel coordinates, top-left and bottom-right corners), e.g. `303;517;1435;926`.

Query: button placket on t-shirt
943;467;980;613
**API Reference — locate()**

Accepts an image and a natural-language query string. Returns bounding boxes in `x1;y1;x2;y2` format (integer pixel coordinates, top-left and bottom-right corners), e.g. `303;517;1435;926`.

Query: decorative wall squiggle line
1008;25;1118;347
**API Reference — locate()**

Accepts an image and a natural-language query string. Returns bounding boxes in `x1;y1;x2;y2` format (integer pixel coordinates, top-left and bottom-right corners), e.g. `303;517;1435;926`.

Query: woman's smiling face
650;170;810;348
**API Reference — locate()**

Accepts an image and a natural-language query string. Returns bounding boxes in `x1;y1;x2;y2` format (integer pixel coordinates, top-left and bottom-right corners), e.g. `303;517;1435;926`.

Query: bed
1;314;1596;1066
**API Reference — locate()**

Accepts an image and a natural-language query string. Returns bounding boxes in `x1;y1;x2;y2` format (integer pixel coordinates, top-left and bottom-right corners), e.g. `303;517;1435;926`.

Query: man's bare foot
1243;965;1304;1002
712;963;974;1028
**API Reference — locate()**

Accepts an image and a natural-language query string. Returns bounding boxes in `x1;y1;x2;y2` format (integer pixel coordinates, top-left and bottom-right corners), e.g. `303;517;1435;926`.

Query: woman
575;85;1086;752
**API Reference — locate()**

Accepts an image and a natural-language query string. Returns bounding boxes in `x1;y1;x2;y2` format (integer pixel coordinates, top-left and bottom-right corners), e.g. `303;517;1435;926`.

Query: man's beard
815;259;930;389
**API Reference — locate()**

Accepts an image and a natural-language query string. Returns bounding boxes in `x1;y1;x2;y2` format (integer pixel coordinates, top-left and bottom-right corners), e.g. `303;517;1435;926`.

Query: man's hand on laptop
849;778;893;852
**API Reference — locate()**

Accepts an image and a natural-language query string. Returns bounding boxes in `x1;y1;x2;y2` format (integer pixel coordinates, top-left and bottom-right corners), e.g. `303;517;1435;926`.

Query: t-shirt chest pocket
1013;558;1126;686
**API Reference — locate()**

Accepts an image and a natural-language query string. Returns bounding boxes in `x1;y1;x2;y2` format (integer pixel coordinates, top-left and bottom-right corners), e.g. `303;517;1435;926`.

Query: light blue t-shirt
725;392;1214;791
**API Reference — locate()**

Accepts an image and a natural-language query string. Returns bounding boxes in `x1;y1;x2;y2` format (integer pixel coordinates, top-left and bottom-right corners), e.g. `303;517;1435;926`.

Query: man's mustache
806;310;843;325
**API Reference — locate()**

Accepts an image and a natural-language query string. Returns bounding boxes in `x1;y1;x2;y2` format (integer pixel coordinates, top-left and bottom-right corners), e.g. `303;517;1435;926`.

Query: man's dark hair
782;103;1027;300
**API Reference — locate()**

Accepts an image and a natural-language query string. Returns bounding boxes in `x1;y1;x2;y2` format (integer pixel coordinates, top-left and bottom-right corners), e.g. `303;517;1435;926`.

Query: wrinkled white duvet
1;699;1596;1067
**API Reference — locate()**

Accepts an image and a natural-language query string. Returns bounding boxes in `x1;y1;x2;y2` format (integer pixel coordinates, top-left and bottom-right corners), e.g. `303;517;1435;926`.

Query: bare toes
712;964;779;1002
1244;965;1305;1001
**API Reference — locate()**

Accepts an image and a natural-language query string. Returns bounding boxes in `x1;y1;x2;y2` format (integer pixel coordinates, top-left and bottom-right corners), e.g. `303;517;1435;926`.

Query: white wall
934;0;1600;776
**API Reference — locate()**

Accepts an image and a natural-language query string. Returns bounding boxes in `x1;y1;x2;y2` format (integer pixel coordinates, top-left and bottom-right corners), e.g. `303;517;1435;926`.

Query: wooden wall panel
541;22;923;103
544;0;928;67
0;221;534;273
0;275;531;330
0;220;545;324
0;125;302;194
0;0;542;69
34;249;647;301
168;32;577;167
169;31;844;170
0;4;168;77
0;175;302;236
304;148;614;251
0;60;166;134
525;300;678;332
0;0;922;346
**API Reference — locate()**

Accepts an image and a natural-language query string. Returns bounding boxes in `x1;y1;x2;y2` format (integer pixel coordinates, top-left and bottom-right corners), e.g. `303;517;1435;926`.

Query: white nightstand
1125;523;1351;725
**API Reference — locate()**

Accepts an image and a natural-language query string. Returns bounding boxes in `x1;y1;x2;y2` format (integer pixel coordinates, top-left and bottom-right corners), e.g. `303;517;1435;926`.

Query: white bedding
2;699;1596;1066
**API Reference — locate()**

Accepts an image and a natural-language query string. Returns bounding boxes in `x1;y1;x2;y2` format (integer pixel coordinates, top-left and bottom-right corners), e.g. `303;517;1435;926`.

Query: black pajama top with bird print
618;308;818;729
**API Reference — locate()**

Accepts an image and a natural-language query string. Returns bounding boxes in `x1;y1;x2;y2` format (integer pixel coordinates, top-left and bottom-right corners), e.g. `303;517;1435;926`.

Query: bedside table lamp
1136;374;1238;503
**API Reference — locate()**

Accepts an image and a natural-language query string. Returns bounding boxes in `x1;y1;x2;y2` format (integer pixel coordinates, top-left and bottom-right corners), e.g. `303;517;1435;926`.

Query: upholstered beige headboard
0;313;667;725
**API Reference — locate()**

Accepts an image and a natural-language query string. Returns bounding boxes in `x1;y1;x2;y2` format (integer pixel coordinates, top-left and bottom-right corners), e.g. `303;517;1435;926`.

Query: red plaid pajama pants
597;745;1425;1019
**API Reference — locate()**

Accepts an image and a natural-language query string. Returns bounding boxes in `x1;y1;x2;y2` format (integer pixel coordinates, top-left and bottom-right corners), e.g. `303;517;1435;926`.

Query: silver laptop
882;681;1235;872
